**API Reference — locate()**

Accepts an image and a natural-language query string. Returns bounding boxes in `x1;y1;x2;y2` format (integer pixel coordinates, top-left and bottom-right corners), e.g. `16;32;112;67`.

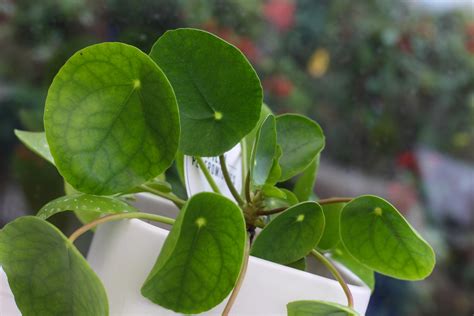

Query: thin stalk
244;170;251;204
318;197;353;205
310;249;354;308
140;185;185;208
219;155;245;206
222;235;250;316
195;157;221;194
256;207;287;216
69;212;175;243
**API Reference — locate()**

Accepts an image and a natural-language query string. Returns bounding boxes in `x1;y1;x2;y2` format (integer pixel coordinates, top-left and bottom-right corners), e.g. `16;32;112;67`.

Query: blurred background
0;0;473;315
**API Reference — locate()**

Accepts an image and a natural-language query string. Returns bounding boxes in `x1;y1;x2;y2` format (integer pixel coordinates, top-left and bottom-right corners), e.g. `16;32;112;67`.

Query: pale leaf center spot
296;214;305;222
133;79;141;89
374;207;383;216
196;217;207;228
214;111;223;121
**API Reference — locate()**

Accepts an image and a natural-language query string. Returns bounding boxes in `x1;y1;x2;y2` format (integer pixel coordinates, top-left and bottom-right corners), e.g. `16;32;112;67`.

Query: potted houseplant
0;28;435;316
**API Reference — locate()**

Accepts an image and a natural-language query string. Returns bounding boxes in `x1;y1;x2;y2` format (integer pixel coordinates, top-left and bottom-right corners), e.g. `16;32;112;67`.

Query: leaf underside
14;130;55;165
37;193;136;220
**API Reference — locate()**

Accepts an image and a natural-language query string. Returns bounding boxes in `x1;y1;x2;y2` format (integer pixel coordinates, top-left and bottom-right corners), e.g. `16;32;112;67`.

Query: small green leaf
276;114;325;181
285;257;307;271
14;130;54;165
251;115;277;186
44;42;180;195
251;202;325;264
287;300;358;316
150;28;263;156
265;145;282;185
280;188;299;205
37;193;136;220
0;216;108;315
293;155;320;201
340;195;435;280
141;192;246;314
317;202;346;251
330;243;375;291
261;184;287;199
244;103;273;163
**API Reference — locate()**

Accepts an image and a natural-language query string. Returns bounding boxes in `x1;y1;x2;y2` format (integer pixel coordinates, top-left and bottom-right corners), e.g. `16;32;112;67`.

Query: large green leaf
293;155;320;201
251;114;277;186
340;195;435;280
330;243;375;291
251;202;325;264
276;114;325;181
141;192;246;313
37;193;136;220
0;216;108;315
14;130;54;165
150;28;262;156
287;300;358;316
44;42;180;195
317;202;346;251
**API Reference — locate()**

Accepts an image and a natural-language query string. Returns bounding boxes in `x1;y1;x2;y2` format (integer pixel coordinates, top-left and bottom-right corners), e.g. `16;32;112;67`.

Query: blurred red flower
263;0;295;32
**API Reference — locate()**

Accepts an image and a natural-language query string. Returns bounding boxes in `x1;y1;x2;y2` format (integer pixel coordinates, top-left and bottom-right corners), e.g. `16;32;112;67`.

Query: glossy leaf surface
276;114;325;181
340;195;435;280
317;202;346;251
251;202;324;264
141;192;246;313
0;216;108;315
330;243;375;291
150;28;262;156
37;193;136;219
251;114;277;186
287;300;358;316
293;155;320;201
44;42;179;195
14;130;54;164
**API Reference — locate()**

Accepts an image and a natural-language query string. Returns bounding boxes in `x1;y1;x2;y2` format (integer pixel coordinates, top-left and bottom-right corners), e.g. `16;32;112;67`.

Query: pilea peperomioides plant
2;28;435;316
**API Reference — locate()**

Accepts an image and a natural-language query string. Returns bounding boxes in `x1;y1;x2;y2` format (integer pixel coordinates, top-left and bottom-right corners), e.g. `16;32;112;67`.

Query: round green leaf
293;155;320;201
317;202;346;251
14;130;54;165
141;192;246;314
0;216;108;315
150;28;263;156
44;42;180;195
37;193;136;220
340;195;435;280
276;114;325;181
251;114;277;186
287;300;358;316
251;202;325;264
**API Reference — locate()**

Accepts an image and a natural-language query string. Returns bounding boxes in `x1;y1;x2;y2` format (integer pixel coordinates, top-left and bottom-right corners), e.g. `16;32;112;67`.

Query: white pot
87;194;372;315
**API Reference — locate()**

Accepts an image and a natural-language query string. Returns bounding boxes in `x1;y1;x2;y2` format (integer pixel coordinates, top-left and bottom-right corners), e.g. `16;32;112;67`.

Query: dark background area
0;1;473;315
